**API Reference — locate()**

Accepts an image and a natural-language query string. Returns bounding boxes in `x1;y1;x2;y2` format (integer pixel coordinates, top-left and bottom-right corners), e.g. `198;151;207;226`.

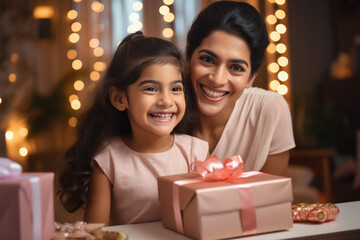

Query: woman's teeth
150;113;173;119
201;85;227;98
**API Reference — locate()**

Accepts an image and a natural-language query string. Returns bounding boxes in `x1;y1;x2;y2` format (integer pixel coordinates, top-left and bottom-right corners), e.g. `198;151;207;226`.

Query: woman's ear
246;72;258;88
109;86;128;111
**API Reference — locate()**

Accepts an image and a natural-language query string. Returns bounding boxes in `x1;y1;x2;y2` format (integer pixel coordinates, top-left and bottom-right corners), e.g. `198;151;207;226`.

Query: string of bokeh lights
265;0;290;96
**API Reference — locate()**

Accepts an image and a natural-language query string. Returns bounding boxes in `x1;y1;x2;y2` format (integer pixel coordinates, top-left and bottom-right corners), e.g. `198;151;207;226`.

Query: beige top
212;87;295;171
94;134;209;225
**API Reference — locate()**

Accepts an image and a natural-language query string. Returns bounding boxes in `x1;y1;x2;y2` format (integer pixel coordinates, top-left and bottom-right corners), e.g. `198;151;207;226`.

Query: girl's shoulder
174;134;209;154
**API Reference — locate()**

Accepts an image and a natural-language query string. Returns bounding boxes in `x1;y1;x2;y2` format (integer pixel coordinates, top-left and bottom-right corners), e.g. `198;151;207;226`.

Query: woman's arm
84;162;112;225
260;150;290;176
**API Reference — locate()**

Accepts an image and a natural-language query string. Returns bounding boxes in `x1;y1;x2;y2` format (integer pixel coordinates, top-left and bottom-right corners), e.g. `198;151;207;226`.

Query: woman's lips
200;84;228;102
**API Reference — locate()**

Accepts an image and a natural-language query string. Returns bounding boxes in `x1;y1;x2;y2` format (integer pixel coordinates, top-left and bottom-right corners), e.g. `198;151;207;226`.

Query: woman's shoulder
240;87;288;109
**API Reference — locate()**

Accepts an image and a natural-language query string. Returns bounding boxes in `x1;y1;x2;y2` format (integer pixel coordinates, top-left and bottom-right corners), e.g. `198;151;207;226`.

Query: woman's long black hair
58;31;188;212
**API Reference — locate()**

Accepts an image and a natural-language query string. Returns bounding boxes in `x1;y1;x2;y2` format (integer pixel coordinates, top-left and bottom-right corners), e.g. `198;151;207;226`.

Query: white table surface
104;201;360;240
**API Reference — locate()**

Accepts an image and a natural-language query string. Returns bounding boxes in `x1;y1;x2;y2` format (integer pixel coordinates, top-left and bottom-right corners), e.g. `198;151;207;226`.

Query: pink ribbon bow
190;155;245;181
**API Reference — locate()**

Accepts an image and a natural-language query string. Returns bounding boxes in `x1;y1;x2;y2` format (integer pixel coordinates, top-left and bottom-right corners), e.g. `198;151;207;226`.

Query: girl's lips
149;112;175;122
200;84;228;102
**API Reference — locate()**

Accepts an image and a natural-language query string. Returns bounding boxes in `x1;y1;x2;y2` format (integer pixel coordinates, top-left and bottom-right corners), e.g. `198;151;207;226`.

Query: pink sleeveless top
94;134;209;225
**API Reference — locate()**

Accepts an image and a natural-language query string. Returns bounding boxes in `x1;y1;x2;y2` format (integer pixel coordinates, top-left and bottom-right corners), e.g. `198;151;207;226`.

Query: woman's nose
209;65;228;85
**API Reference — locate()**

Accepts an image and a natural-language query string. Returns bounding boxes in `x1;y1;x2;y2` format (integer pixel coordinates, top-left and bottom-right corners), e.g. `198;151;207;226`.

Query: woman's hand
260;150;290;176
84;162;112;225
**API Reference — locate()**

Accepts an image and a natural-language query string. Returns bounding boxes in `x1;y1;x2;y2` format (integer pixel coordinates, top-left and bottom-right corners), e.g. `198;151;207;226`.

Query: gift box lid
158;172;293;215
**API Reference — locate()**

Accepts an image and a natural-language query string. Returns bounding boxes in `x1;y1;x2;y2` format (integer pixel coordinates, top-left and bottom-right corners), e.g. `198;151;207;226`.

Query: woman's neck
193;108;232;154
122;133;174;153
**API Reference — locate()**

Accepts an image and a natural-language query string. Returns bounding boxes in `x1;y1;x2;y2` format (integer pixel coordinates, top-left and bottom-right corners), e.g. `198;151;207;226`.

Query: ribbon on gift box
173;155;261;236
0;158;42;240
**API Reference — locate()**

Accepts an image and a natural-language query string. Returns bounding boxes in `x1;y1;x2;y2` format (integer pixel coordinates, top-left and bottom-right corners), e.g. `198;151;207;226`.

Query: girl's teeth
151;113;173;119
202;86;226;98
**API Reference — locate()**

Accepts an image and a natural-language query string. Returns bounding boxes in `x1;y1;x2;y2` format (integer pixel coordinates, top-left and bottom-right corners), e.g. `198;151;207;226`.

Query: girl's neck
122;133;174;153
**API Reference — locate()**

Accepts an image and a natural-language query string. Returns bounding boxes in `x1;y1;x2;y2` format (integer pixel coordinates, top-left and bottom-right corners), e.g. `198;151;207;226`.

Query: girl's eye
172;86;183;92
230;64;245;72
144;86;157;92
200;55;214;64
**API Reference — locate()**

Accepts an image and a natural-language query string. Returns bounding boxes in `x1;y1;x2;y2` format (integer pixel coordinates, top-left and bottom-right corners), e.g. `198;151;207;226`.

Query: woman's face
189;30;255;117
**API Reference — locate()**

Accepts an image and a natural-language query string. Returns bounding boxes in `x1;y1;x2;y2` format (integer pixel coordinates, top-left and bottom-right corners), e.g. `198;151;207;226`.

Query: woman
186;1;295;176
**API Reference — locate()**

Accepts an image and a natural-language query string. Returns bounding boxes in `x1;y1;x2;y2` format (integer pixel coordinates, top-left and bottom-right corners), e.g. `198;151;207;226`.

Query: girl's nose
209;65;227;85
158;92;173;107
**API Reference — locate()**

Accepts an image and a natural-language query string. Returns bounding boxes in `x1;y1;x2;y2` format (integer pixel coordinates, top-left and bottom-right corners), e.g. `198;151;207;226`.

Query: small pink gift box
0;172;55;240
158;172;293;240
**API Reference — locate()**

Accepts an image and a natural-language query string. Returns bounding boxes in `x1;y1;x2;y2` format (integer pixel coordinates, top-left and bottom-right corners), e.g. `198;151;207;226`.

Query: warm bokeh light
268;0;276;3
164;13;175;22
10;53;18;63
69;33;80;43
0;98;2;104
270;31;281;41
67;10;78;20
93;47;104;57
276;43;287;53
269;63;280;73
5;131;14;140
19;147;28;157
73;0;82;2
68;117;78;127
266;15;277;25
129;12;140;22
69;94;79;103
67;49;77;59
278;56;289;67
278;71;289;81
89;38;100;48
159;5;170;15
72;59;82;70
91;1;104;13
277;84;288;95
162;28;174;38
33;6;54;19
19;128;28;137
127;22;143;33
163;0;174;5
275;9;286;19
275;0;286;6
90;71;100;81
267;43;276;54
71;99;81;110
74;80;85;91
94;62;107;72
276;24;287;34
71;22;82;32
133;1;143;11
269;80;281;91
8;73;16;83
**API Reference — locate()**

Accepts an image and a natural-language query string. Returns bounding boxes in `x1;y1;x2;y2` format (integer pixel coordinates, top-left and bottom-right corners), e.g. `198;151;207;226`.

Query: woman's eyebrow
199;49;249;67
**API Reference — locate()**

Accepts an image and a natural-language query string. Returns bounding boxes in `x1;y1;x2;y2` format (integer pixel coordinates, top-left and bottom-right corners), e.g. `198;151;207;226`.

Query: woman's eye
230;64;245;72
200;55;214;64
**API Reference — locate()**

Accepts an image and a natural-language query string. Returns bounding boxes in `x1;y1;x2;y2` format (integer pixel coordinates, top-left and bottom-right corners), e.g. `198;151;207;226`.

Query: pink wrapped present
0;158;54;240
157;156;293;240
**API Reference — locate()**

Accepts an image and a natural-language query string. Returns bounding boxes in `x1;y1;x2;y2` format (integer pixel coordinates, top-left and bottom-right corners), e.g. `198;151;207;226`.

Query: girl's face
189;30;255;117
124;63;185;138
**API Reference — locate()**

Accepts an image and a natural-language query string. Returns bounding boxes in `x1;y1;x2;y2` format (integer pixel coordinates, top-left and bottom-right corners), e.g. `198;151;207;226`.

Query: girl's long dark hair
58;31;187;212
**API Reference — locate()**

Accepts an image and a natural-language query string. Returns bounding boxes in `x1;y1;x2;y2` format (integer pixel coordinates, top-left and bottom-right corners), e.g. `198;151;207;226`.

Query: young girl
58;32;209;226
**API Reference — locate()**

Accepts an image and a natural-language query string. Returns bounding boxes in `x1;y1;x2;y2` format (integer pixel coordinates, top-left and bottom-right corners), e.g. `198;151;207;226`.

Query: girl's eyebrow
138;79;183;86
199;49;249;67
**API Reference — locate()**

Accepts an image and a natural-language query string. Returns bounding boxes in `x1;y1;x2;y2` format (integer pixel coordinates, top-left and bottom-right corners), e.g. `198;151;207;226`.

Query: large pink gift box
158;172;293;240
0;172;55;240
